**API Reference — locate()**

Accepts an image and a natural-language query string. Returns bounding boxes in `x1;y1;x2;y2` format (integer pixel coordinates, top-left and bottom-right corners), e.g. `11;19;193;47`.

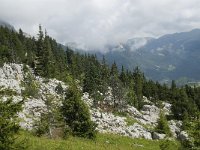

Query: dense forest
0;26;199;149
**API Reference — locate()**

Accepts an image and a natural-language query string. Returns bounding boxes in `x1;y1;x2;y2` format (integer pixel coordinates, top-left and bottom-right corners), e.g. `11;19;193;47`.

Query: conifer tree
133;67;144;109
155;111;171;136
35;24;45;76
0;97;25;150
61;84;96;139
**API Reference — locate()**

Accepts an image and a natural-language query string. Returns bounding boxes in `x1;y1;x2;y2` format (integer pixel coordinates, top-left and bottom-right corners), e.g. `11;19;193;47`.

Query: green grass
17;131;181;150
125;116;138;126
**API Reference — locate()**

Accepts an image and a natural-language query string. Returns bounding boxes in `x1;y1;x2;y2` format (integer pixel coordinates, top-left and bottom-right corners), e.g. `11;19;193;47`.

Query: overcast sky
1;0;200;50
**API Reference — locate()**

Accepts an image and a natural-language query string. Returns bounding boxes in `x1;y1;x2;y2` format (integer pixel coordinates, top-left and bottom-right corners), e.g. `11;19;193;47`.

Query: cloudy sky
1;0;200;50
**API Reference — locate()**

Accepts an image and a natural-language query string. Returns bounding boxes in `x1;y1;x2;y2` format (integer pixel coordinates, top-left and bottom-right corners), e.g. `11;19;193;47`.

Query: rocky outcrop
90;108;152;139
91;108;126;134
168;120;182;138
168;120;189;141
141;104;160;125
0;63;190;141
162;102;171;115
0;63;67;130
0;63;24;94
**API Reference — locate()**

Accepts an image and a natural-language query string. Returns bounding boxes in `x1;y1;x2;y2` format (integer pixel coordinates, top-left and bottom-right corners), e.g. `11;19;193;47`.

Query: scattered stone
152;132;166;140
132;143;144;147
0;63;190;141
162;102;171;115
178;131;189;141
143;96;153;105
168;120;182;138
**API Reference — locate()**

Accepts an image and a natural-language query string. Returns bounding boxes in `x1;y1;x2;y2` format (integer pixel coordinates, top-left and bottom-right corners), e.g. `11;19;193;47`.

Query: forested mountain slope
70;29;200;85
0;25;199;149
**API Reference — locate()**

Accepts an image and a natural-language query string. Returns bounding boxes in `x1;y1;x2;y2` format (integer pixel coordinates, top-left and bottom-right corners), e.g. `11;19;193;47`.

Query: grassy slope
18;131;180;150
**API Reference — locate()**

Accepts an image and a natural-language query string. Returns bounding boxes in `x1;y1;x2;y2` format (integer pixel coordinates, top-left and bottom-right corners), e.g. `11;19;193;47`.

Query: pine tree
35;24;45;76
155;111;171;136
0;97;25;150
110;61;118;76
43;34;55;77
133;67;144;109
120;65;126;86
61;84;96;139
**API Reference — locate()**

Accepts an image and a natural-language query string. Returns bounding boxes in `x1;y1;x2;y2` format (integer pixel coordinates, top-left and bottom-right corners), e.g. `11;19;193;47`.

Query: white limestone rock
178;131;189;141
152;132;166;140
0;63;68;130
126;123;152;139
82;92;93;107
126;105;143;119
162;102;171;115
0;63;24;94
141;105;160;125
143;96;153;105
168;120;182;138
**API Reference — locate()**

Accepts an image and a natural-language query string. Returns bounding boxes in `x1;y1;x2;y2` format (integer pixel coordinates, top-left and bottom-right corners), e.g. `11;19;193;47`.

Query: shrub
21;72;39;98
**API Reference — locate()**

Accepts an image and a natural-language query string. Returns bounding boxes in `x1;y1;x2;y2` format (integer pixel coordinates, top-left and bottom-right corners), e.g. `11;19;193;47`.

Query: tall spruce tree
133;67;144;109
0;97;25;150
61;84;96;139
155;111;171;136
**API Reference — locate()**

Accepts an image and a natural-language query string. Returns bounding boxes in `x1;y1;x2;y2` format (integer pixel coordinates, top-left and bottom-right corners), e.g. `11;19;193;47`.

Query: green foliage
159;139;180;150
33;114;49;137
0;97;26;150
34;94;64;138
22;71;39;98
0;25;199;143
133;67;144;110
0;86;17;96
55;83;64;95
126;89;138;108
61;85;97;139
181;119;200;150
125;116;137;126
155;111;172;136
19;131;168;150
171;88;198;120
113;111;127;117
109;74;126;109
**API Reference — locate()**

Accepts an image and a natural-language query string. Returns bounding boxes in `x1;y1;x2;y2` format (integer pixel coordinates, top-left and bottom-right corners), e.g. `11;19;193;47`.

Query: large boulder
178;131;189;141
152;132;166;140
162;102;171;115
0;63;24;94
126;123;152;139
168;120;182;138
126;105;143;118
141;105;160;125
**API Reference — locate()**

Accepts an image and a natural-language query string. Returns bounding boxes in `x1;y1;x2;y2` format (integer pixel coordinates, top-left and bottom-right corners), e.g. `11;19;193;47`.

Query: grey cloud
0;0;200;50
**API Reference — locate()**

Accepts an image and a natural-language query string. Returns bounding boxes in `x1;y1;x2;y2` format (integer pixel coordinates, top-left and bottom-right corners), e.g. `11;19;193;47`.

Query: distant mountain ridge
105;29;200;84
68;29;200;84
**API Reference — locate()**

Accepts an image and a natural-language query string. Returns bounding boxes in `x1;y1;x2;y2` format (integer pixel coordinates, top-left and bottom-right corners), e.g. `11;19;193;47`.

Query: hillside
19;131;176;150
0;25;199;150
